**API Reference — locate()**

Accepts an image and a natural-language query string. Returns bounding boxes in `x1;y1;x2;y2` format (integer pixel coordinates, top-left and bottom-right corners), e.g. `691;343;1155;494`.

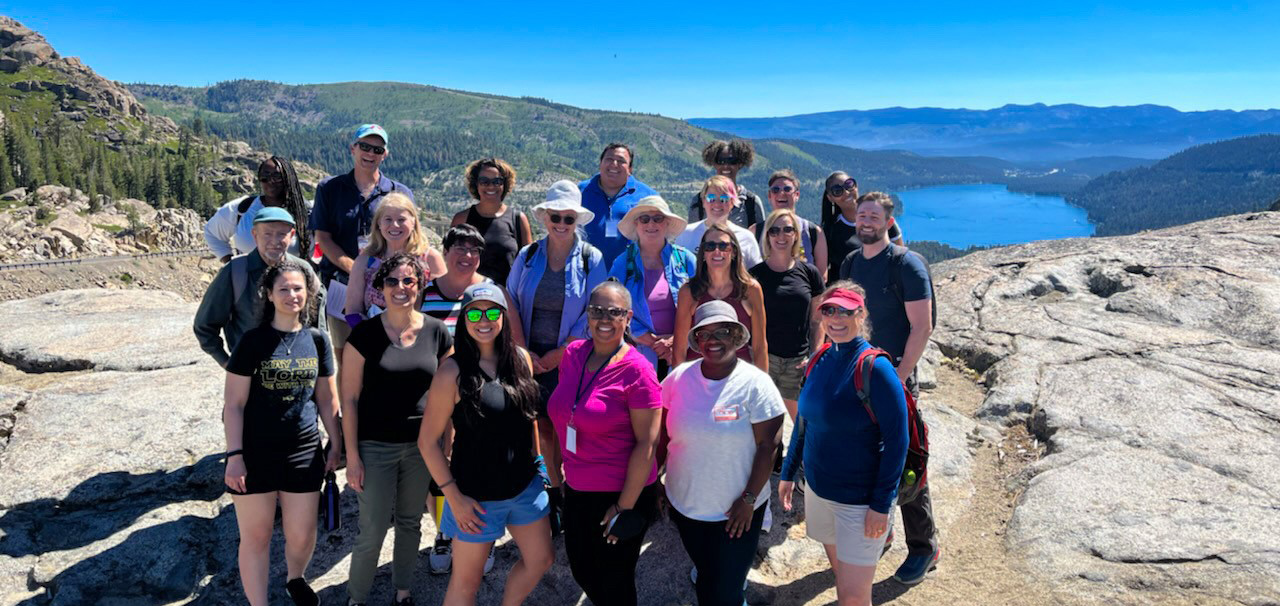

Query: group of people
195;124;939;606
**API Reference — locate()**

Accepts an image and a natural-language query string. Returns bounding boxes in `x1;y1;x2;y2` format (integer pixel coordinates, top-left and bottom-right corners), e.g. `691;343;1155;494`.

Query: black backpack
840;244;938;329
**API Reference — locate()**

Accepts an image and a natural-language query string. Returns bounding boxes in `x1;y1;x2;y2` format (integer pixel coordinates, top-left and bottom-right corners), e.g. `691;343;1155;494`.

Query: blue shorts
442;476;550;543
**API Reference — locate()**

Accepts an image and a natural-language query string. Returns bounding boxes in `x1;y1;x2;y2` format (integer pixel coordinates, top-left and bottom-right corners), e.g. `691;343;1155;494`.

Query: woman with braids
419;283;552;606
821;172;904;282
672;225;768;372
223;260;340;606
687;139;766;231
205;156;313;263
343;192;448;328
342;253;453;606
451;157;533;286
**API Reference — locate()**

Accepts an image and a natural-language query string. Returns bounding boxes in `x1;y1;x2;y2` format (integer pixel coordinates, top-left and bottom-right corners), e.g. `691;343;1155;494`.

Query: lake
892;184;1094;248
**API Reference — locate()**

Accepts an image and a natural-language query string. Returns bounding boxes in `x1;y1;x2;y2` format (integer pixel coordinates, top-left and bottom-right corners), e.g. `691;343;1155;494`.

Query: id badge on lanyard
567;344;623;454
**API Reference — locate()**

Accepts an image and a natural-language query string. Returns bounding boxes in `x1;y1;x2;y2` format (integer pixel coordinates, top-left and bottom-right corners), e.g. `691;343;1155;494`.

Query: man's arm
896;253;933;381
314;230;355;275
193;265;235;367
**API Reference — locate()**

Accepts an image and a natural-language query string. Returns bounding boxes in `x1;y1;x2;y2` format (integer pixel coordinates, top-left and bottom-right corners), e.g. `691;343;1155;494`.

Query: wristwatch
741;490;755;505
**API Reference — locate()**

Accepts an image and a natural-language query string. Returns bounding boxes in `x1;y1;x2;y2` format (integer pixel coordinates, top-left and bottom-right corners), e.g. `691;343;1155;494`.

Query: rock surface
931;211;1280;604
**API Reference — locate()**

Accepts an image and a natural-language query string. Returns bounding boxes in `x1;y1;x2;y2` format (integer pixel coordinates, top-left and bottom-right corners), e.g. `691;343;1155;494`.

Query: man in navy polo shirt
309;123;414;350
578;143;657;266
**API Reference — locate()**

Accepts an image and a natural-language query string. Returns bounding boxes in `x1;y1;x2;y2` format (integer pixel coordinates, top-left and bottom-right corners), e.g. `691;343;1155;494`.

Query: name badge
566;425;578;453
357;234;370;252
605;217;619;238
712;405;741;422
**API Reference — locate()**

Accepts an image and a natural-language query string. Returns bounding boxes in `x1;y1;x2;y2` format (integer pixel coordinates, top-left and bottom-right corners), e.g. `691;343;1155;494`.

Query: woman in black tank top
453;158;533;286
419;283;551;604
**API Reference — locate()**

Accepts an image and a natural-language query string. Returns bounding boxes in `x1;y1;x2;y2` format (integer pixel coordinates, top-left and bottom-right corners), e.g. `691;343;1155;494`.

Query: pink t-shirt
548;340;662;492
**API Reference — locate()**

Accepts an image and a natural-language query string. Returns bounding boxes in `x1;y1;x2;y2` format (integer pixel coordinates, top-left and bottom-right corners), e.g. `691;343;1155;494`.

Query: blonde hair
364;192;429;258
761;208;804;260
699;175;738;201
819;280;871;339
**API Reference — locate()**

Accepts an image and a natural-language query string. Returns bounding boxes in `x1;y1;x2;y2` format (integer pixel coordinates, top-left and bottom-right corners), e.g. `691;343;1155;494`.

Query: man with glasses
203;156;310;263
688;139;766;232
752;169;828;271
578;142;658;266
309;124;414;353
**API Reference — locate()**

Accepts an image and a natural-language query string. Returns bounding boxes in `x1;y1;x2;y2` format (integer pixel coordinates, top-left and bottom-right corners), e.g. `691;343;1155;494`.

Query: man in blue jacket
578;143;657;266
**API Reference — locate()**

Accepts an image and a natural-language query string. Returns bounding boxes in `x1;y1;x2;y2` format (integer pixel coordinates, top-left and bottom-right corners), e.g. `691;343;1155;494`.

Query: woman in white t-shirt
660;300;785;606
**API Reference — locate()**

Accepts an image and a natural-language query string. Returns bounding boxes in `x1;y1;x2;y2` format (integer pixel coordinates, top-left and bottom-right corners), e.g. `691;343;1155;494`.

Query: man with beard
578;143;657;266
837;191;939;586
194;208;326;367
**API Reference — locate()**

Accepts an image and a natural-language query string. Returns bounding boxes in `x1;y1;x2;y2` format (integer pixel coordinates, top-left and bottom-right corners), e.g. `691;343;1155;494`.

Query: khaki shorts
768;353;806;400
805;489;893;566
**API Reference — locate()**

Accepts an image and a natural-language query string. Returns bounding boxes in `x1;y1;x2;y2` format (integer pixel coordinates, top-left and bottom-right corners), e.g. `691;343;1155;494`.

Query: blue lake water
893;184;1094;248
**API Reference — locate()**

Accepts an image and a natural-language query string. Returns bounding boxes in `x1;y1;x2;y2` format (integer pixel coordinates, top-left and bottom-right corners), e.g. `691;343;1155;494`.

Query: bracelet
225;449;244;458
438;478;457;490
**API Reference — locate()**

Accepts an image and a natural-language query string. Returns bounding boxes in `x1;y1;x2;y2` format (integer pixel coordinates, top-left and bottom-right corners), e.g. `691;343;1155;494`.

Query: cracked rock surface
931;211;1280;604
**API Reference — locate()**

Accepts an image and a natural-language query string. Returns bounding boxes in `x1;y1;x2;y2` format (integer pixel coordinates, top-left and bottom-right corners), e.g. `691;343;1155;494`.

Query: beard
857;225;887;245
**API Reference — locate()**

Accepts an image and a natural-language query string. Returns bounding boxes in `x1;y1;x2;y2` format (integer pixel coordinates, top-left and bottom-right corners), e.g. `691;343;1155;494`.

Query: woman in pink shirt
547;280;662;606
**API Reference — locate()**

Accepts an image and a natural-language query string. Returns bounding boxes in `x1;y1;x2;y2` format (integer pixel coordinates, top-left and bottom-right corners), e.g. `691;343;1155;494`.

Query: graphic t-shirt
227;326;334;451
347;313;453;443
661;359;785;521
749;261;825;358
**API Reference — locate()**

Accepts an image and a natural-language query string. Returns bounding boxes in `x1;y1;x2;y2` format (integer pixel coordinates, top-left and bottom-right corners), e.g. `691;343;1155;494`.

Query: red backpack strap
802;342;833;379
853;348;894;424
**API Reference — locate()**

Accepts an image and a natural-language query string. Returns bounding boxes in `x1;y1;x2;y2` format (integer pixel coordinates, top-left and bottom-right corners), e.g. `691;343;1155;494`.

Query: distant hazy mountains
690;104;1280;162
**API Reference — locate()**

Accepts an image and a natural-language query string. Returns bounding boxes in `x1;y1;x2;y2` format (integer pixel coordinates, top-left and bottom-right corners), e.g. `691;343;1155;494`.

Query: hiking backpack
839;243;938;330
802;343;930;505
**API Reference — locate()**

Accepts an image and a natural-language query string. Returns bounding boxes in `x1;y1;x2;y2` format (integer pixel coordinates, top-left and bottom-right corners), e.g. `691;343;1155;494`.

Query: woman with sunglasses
754;168;827;272
673;225;768;372
686;139;766;231
204;156;311;262
608;195;697;380
749;208;825;420
675;176;763;269
451;157;533;286
419;283;552;606
547;280;662;606
506;180;607;526
343;192;448;328
821;172;903;283
660;300;785;606
778;282;909;606
342;253;454;606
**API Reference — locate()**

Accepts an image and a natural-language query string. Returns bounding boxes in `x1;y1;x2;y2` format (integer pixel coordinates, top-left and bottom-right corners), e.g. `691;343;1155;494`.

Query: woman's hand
531;356;548;375
224;455;247;493
864;509;889;539
778;480;795;512
324;442;341;473
540;348;565;371
724;498;755;538
449;493;488;535
600;503;624;543
345;456;364;493
652;335;674;360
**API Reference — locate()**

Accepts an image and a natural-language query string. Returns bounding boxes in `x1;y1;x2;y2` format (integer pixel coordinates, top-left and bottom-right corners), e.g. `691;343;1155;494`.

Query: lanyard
569;344;624;427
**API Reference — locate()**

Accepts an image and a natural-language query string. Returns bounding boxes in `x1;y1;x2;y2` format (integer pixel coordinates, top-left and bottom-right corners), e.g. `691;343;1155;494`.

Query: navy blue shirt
578;174;657;267
308;171;414;281
839;244;931;361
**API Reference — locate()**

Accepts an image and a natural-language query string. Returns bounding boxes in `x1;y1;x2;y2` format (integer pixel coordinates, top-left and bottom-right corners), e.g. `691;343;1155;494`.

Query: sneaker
483;545;496;574
880;529;895;559
892;548;940;585
284;578;318;606
428;533;452;574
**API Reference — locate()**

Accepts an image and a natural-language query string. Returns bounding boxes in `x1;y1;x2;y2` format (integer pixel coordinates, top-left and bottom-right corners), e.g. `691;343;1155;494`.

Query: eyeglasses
767;225;796;236
587;305;629;320
449;245;483;256
258;172;285;184
705;193;733;203
477;176;505;187
827;179;857;197
636;214;667;225
383;276;417;288
769;185;796;194
693;327;735;343
701;241;734;252
465;308;503;323
355;141;386;155
820;305;858;317
547;213;576;225
714;156;739;166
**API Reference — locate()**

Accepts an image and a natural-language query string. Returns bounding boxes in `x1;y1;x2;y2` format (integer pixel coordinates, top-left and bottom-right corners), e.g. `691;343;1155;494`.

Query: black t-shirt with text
227;326;334;451
750;261;826;358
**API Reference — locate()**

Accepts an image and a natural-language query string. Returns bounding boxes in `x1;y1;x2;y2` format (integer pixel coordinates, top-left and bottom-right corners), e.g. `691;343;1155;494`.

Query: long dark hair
256;260;321;327
262;156;311;256
453;301;540;422
688;224;755;301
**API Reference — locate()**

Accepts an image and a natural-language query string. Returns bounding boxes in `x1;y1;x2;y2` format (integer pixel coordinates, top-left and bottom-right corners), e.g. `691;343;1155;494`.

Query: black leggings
562;482;658;606
672;503;766;606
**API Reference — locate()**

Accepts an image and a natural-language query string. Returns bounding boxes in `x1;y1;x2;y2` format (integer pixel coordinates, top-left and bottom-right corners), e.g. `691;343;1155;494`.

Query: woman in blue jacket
778;281;909;606
607;195;697;380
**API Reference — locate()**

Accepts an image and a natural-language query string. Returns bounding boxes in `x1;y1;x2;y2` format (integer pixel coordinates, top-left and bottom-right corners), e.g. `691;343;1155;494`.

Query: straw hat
618;195;687;240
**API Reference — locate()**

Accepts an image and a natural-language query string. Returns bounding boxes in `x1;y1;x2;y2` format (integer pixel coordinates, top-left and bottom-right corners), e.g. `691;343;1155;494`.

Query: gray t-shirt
529;267;566;354
661;359;786;521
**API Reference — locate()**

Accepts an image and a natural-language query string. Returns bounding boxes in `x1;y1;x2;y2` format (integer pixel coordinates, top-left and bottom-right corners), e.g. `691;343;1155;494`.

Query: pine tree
0;123;12;192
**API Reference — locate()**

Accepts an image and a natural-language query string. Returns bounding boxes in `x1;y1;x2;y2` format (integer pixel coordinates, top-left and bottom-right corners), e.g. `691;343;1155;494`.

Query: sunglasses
465;308;503;323
636;214;667;225
705;193;734;203
587;305;629;320
693;327;735;343
767;225;796;236
820;305;858;317
258;172;285;184
547;213;576;225
714;156;740;166
827;179;857;197
477;176;505;187
383;276;417;288
769;185;796;194
702;241;735;252
355;141;386;155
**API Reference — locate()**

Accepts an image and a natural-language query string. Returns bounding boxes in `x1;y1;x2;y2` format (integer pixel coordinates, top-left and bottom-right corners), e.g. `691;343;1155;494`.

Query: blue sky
6;1;1278;118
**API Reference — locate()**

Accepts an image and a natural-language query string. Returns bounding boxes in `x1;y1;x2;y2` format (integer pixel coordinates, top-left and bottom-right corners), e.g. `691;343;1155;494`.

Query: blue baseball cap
253;207;295;226
352;124;388;145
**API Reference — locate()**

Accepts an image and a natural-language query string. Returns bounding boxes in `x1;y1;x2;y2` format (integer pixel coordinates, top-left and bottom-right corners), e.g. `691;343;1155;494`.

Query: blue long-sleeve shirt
607;241;697;366
506;235;606;347
780;337;908;513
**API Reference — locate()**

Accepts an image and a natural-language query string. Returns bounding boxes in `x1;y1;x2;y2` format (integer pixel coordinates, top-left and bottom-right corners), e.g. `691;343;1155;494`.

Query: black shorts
228;440;324;495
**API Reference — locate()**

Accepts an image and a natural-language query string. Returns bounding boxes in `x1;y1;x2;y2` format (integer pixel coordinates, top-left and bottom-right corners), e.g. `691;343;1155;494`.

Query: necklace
278;329;301;356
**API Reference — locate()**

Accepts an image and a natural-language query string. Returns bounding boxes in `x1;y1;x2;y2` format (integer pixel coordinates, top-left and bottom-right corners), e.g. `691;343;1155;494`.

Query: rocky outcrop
931;211;1280;604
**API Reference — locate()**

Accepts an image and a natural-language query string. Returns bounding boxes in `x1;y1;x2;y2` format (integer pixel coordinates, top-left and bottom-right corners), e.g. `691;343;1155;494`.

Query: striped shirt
421;278;493;336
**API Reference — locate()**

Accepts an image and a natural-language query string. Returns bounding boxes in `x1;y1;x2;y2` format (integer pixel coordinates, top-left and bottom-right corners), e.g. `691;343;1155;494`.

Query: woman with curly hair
687;139;765;231
451;157;533;286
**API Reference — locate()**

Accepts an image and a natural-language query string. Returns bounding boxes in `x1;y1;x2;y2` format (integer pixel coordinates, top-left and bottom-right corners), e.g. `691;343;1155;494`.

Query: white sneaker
428;533;452;574
762;505;773;534
483;544;496;574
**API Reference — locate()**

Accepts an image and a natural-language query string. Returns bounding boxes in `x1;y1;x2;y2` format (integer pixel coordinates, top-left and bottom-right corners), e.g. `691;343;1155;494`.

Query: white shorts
804;489;893;566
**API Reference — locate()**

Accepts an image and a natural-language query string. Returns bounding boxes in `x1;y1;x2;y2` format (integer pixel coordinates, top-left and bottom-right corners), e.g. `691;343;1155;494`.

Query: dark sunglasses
827;179;857;197
587;305;629;320
465;308;503;323
477;176;505;187
769;185;796;194
701;241;735;252
636;214;667;225
820;305;858;317
258;172;285;184
693;327;735;343
355;141;386;155
767;225;796;236
714;156;739;166
382;276;417;288
548;213;576;225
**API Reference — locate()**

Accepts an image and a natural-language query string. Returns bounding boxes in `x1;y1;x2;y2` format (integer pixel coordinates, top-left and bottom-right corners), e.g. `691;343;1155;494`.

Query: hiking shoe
428;533;452;574
285;577;318;606
893;548;940;585
483;545;496;574
880;529;894;559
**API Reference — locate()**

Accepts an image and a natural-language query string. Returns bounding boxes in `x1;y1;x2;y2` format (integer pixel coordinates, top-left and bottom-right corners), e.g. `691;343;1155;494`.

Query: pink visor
823;288;865;311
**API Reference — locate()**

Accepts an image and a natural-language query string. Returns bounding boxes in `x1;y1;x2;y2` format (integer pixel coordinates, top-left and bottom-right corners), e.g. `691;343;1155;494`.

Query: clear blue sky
7;1;1278;118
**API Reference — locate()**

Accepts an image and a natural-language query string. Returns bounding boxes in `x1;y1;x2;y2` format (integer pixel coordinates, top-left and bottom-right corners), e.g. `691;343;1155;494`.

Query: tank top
687;291;753;362
421;277;493;336
465;205;524;286
363;253;433;311
449;372;537;501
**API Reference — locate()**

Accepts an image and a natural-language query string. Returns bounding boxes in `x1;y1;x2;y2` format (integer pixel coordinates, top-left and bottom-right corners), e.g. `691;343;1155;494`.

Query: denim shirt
607;241;697;366
506;235;606;347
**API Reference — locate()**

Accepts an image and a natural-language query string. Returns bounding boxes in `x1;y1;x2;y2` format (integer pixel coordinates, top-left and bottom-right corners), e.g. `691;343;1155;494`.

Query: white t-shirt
203;196;302;258
674;220;763;268
661;359;786;521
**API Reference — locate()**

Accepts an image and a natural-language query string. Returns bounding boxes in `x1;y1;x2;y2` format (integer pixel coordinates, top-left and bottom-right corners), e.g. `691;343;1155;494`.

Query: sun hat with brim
823;288;866;311
253;207;295;226
460;282;507;310
618;195;686;240
687;300;750;352
532;180;595;226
